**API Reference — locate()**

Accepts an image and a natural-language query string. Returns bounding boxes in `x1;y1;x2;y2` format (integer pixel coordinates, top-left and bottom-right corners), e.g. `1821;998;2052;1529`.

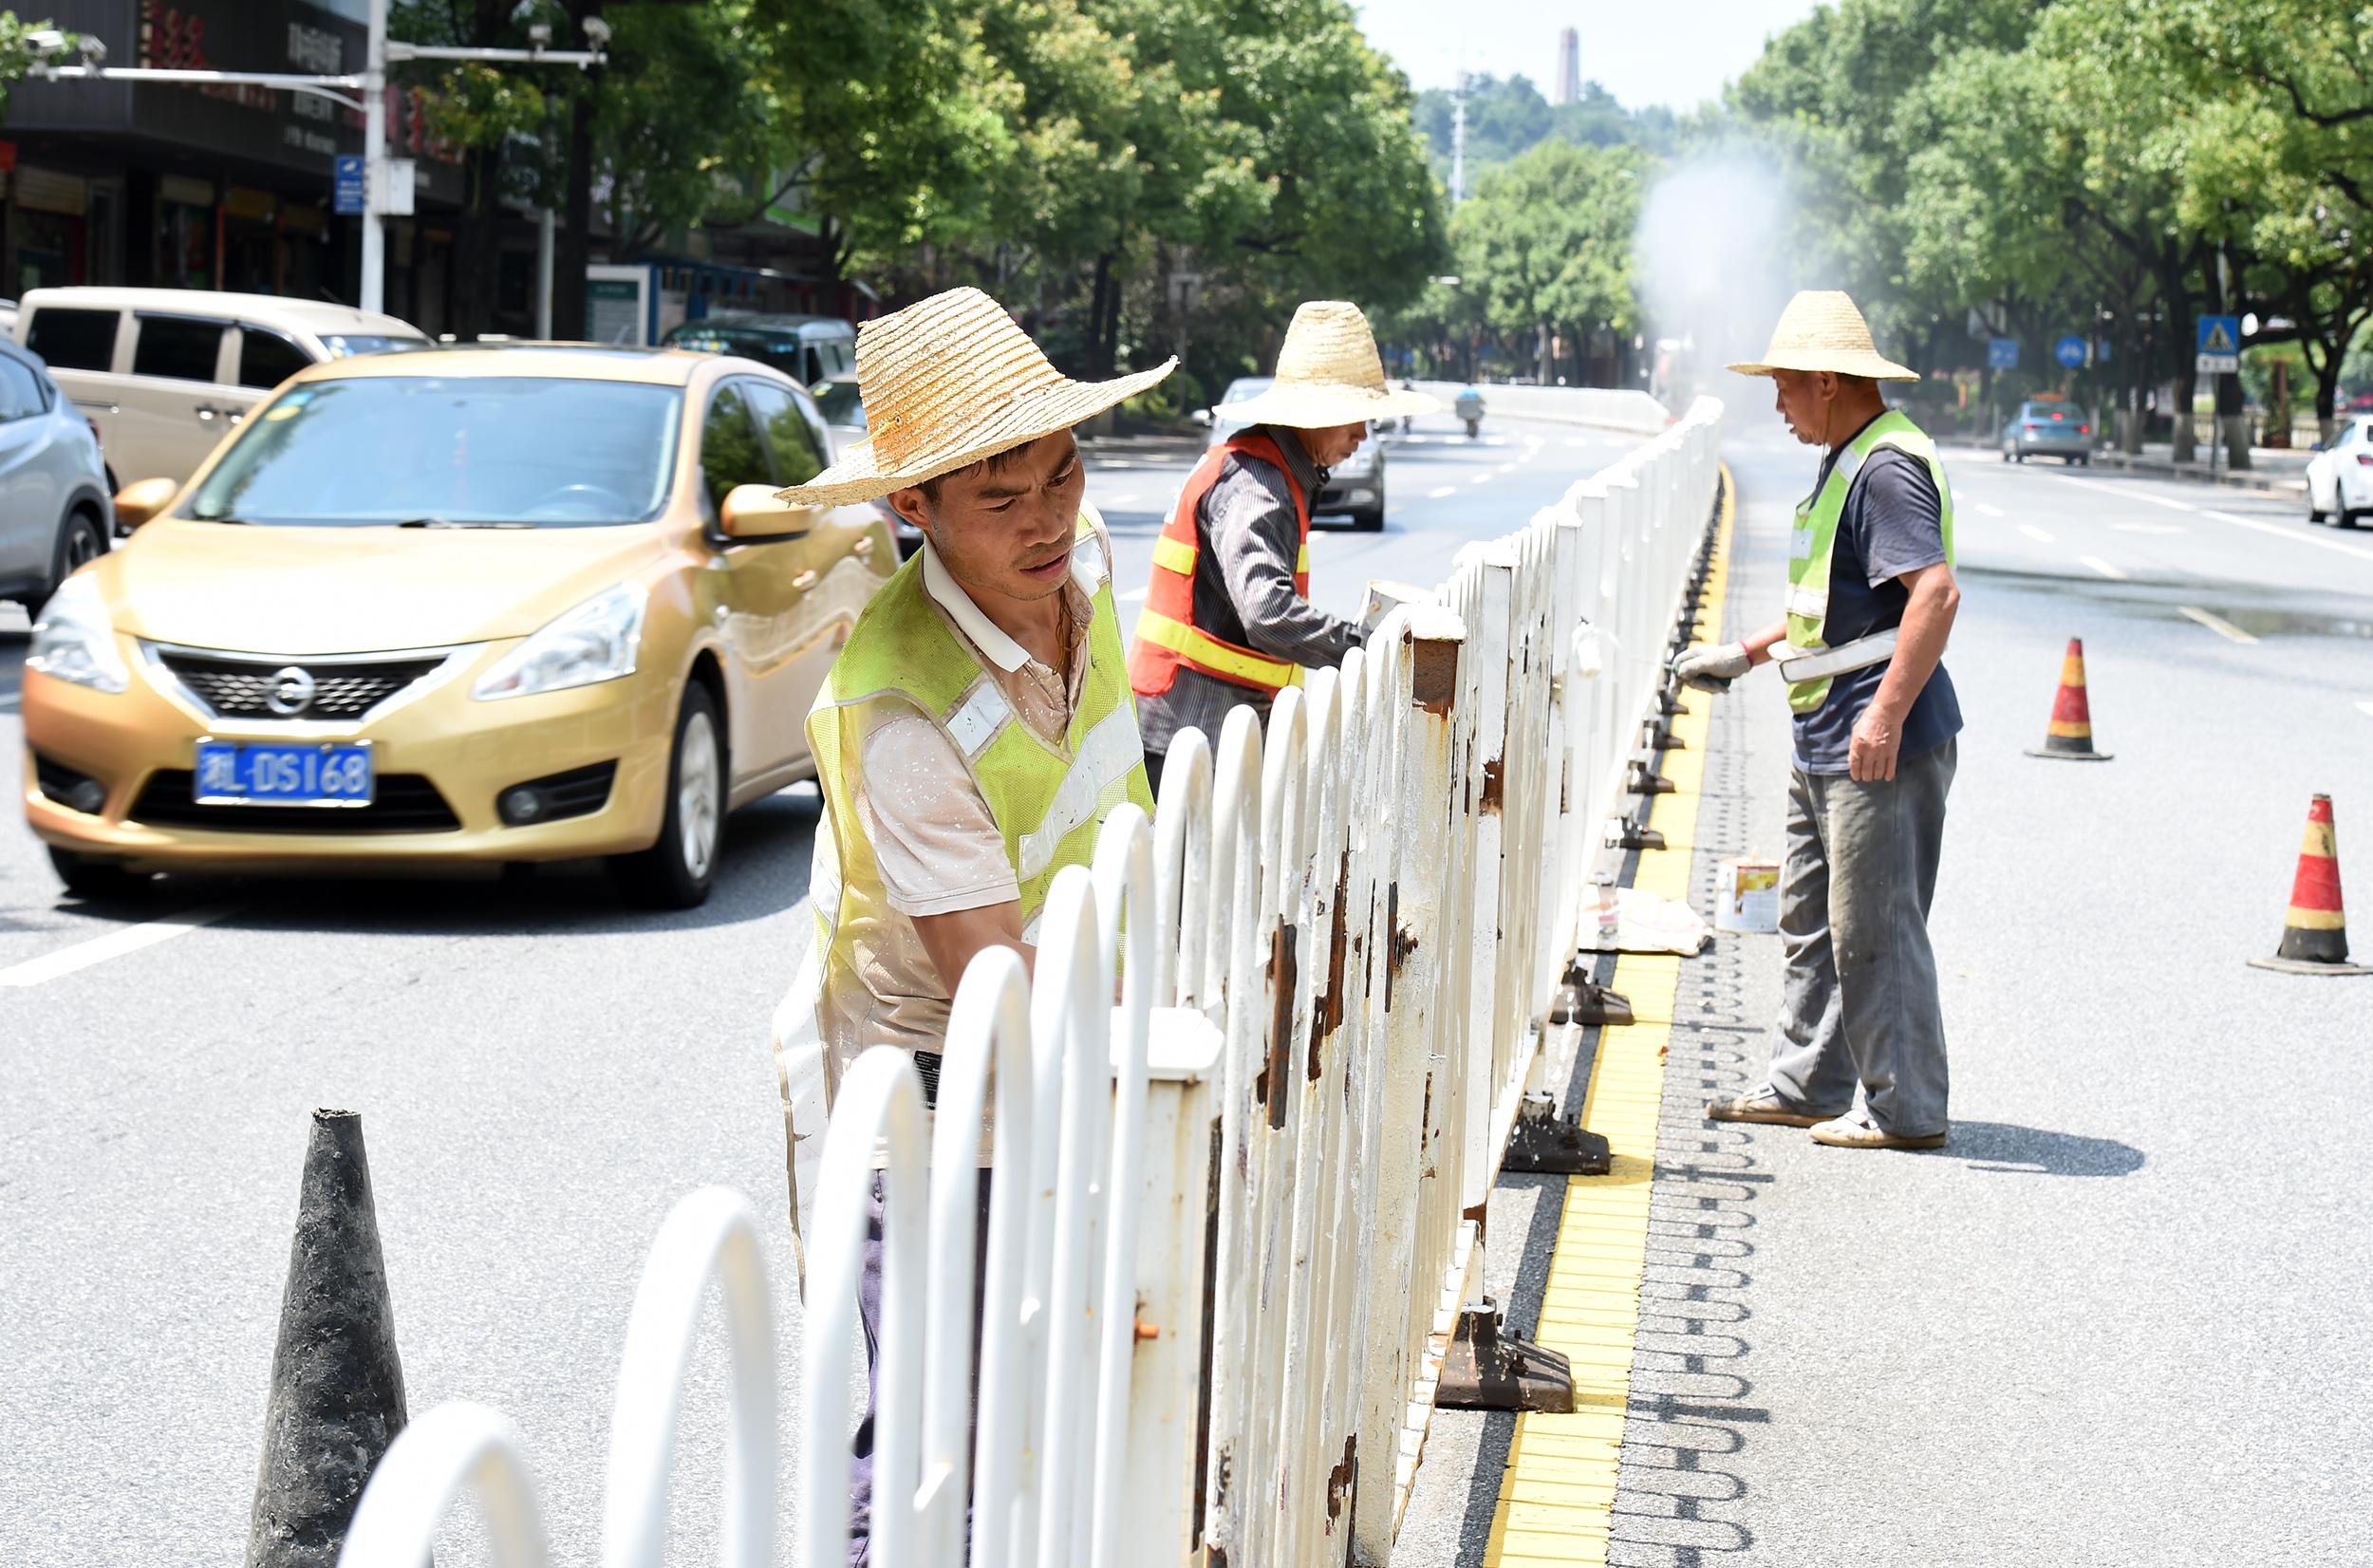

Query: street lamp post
26;9;606;317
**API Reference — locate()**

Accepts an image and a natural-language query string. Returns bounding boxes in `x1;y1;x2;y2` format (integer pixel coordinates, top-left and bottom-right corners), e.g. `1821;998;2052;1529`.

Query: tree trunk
2166;276;2197;465
1085;252;1116;379
449;142;508;338
553;79;597;341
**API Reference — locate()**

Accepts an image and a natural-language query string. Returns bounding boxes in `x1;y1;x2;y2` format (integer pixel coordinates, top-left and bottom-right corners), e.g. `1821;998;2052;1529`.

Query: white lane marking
1115;586;1147;603
2138;493;2197;513
2113;522;2185;534
1105;493;1139;509
1468;471;1492;485
2356;700;2373;720
0;906;234;989
1564;438;1589;448
1498;462;1519;475
2046;471;2373;559
2177;605;2258;644
1973;502;2005;518
2018;524;2056;543
2078;554;2127;580
1428;485;1458;499
2200;507;2373;563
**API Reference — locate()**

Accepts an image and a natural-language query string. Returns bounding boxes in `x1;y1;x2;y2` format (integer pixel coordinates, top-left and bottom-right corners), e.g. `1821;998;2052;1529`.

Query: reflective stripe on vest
806;511;1155;955
1783;410;1955;713
1127;432;1313;698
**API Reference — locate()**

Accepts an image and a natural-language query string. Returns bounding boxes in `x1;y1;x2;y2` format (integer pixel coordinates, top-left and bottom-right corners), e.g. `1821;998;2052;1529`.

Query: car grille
155;650;449;720
130;770;462;833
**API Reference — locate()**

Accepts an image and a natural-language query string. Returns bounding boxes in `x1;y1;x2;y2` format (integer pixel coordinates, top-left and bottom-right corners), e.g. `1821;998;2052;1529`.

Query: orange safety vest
1127;433;1313;697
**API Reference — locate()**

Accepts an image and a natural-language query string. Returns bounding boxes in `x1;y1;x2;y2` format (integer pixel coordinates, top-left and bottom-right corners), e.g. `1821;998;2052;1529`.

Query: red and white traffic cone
2025;637;2112;760
2247;794;2371;977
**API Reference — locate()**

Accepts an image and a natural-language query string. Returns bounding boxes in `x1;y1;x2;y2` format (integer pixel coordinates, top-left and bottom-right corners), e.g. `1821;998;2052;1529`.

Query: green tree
0;14;83;118
1452;140;1643;384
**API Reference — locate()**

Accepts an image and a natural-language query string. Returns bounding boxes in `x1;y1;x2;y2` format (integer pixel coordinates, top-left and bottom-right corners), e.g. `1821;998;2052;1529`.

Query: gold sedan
20;344;894;907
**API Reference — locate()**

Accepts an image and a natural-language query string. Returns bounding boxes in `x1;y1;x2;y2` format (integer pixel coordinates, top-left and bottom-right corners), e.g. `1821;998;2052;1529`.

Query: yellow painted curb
1482;464;1736;1568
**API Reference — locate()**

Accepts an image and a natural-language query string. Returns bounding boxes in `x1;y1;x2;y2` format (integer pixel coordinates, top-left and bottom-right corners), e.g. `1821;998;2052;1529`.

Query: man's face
887;432;1086;606
1772;369;1839;447
1300;420;1369;467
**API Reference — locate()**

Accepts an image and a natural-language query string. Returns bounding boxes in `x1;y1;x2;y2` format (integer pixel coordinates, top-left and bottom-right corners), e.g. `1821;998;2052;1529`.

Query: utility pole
362;0;387;313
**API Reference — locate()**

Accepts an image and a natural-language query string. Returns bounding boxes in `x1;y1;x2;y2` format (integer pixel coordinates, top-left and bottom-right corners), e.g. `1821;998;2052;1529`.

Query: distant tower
1555;27;1580;105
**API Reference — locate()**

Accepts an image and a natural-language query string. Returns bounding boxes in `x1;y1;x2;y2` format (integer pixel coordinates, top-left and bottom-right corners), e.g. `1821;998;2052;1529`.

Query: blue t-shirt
1791;430;1962;775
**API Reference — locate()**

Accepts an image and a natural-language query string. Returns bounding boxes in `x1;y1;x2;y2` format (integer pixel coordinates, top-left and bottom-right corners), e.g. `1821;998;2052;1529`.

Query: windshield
1221;378;1272;403
2024;402;2087;421
186;376;683;527
812;378;866;427
320;334;434;359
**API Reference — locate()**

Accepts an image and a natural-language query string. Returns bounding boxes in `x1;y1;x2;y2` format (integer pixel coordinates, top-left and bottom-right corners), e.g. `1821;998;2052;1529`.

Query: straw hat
1219;301;1437;429
775;287;1174;508
1727;289;1918;382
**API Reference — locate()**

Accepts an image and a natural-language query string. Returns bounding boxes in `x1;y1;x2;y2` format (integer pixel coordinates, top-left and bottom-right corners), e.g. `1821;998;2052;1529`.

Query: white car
2305;416;2373;528
1202;375;1387;531
15;287;427;489
0;336;113;617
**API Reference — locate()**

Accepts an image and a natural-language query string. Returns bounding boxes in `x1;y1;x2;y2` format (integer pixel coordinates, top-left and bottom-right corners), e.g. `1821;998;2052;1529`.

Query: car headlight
472;581;648;700
27;574;129;694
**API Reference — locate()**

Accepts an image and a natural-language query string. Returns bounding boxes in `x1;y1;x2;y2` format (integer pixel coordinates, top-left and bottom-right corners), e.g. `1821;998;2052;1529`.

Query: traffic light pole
362;0;388;314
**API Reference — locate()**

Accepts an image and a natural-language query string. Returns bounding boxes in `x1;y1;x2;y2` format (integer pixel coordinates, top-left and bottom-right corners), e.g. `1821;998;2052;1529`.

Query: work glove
1672;642;1750;694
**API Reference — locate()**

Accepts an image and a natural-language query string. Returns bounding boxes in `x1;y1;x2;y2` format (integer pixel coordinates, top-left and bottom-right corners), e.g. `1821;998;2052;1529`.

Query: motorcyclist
1454;383;1485;438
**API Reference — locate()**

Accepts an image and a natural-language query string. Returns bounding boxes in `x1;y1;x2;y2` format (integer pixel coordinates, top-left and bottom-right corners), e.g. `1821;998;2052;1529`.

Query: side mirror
113;476;179;530
1190;408;1213;428
719;482;816;540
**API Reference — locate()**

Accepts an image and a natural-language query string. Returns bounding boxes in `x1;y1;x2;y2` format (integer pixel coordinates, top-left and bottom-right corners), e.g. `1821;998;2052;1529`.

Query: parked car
15;287;429;490
1203;375;1387;531
0;337;114;617
21;344;896;907
2000;398;2093;464
661;313;857;386
2305;416;2373;528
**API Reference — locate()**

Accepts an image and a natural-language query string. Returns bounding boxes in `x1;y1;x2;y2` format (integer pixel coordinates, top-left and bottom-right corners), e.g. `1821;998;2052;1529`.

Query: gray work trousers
1763;737;1954;1136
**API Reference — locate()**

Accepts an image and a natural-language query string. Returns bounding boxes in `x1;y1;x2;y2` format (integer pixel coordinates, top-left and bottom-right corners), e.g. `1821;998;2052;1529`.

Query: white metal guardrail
334;395;1724;1568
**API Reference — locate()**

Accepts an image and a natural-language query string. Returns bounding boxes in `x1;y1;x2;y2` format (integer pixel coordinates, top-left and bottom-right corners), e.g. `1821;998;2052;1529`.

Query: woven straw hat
775;287;1174;507
1220;301;1437;429
1727;289;1918;382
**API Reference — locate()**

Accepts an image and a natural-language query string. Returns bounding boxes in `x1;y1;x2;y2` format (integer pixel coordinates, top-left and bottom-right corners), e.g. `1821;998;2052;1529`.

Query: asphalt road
1594;424;2373;1567
0;409;1631;1562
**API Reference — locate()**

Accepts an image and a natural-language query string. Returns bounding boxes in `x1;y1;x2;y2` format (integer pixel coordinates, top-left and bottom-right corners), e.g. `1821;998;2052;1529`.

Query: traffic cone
2248;794;2372;976
245;1110;413;1568
2024;637;2112;760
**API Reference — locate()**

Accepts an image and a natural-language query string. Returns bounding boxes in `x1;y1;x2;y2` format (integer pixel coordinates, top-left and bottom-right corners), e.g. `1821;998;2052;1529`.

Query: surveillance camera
527;21;552;45
25;28;65;52
78;35;106;64
581;15;611;47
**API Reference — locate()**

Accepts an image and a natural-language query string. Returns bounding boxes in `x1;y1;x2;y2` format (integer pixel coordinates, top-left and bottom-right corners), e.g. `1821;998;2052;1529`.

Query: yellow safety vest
1784;409;1955;712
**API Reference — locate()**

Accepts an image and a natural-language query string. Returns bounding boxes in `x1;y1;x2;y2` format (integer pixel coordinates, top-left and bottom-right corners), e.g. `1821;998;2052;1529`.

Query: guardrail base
1437;1296;1575;1412
1628;760;1677;796
1548;971;1635;1027
1611;813;1667;851
1502;1090;1613;1175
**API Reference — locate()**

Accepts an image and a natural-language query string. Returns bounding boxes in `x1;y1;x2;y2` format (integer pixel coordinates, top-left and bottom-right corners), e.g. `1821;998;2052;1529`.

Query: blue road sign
2195;314;2240;374
1987;337;2019;371
333;156;365;216
2054;334;2088;369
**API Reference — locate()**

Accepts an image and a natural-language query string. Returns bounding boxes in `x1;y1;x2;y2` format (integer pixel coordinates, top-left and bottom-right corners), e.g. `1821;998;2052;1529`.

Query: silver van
661;313;858;387
16;287;427;487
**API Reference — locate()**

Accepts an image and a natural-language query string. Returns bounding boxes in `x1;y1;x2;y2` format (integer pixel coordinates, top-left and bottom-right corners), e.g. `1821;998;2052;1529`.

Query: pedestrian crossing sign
2195;314;2240;374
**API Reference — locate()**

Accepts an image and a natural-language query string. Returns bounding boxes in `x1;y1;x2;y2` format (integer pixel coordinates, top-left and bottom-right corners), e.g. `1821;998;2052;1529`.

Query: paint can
1713;856;1781;933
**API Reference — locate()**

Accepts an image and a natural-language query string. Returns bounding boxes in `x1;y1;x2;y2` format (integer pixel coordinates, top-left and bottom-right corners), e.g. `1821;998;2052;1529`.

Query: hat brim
1727;349;1920;383
1220;382;1438;430
775;358;1177;508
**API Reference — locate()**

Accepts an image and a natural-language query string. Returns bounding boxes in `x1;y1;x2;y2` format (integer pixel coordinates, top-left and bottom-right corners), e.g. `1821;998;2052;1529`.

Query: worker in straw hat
767;285;1166;1561
1127;300;1434;784
1673;289;1963;1151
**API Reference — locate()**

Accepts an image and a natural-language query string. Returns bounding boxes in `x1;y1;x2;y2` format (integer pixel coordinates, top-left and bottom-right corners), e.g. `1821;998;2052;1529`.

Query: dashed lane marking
1115;586;1147;603
1469;472;1493;485
2045;472;2373;561
1973;502;2005;518
1429;485;1459;500
2357;700;2373;721
2178;605;2258;644
1105;493;1140;509
2113;523;2185;534
2018;524;2056;544
2078;553;2127;580
0;906;235;989
1499;463;1520;475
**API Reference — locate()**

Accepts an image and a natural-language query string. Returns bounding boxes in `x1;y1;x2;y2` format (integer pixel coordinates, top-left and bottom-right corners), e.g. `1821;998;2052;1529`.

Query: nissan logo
265;665;317;717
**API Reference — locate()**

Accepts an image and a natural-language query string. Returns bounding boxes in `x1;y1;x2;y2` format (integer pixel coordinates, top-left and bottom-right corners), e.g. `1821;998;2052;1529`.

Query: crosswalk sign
2195;314;2240;374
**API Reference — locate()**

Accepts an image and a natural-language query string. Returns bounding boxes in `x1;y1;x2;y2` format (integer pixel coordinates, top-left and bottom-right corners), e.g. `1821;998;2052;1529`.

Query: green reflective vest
1784;409;1955;712
806;512;1154;986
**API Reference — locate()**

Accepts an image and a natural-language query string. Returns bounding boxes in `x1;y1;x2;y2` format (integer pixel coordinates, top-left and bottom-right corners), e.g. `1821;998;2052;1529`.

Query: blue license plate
194;740;375;806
